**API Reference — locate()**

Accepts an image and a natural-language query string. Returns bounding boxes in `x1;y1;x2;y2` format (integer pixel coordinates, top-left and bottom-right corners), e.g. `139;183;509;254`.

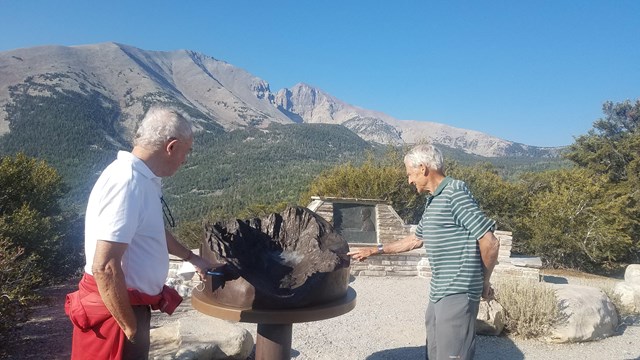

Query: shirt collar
117;151;161;185
431;176;452;197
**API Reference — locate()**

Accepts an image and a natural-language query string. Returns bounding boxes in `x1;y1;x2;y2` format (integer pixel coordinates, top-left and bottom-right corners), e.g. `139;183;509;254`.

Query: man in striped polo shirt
348;144;500;360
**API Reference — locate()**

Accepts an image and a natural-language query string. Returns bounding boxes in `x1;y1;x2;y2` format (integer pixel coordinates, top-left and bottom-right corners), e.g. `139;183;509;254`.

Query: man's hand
125;328;137;343
189;254;220;280
482;280;494;301
347;248;377;262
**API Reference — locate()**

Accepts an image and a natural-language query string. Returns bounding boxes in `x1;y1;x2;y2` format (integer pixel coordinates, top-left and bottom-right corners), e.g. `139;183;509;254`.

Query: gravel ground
229;276;640;360
5;275;640;360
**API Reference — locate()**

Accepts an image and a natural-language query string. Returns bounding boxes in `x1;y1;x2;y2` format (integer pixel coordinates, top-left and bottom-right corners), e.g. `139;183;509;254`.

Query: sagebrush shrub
495;277;560;338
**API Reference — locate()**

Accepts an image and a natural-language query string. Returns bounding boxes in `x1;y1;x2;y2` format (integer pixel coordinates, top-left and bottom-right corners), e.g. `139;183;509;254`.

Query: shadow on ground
617;314;640;335
364;335;525;360
542;275;569;284
365;346;425;359
475;335;525;360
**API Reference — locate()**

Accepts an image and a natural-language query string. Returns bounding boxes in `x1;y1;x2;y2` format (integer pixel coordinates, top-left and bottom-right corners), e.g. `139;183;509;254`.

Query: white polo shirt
84;151;169;295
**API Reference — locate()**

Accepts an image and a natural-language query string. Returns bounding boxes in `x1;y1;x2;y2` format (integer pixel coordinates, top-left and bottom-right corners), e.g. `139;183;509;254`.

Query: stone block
367;265;387;271
388;270;419;276
390;265;417;272
361;270;387;276
613;282;640;313
476;299;505;336
624;264;640;286
150;315;253;360
499;238;513;246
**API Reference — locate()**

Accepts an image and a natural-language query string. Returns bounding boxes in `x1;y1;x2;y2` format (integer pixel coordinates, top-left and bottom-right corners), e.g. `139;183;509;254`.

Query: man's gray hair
134;106;193;149
404;144;444;171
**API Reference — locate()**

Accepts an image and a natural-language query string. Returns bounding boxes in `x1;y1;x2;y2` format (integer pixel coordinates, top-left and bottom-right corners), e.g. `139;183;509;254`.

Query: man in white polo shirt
66;106;218;359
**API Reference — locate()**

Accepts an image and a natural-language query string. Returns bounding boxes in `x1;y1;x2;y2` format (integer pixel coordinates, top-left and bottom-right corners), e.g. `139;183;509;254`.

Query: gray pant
425;293;479;360
123;305;151;360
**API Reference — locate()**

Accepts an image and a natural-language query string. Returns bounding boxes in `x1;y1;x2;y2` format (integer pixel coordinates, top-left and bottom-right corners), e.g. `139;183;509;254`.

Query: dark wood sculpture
200;206;351;309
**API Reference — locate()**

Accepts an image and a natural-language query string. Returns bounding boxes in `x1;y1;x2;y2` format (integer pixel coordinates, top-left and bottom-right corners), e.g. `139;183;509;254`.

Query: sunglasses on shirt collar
160;196;176;228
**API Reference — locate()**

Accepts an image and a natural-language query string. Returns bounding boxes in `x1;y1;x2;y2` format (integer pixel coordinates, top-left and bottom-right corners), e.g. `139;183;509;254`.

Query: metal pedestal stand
192;287;357;360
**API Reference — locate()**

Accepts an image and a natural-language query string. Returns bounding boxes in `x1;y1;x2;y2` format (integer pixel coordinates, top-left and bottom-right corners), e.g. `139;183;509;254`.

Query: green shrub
0;237;43;347
516;168;633;271
495;277;560;338
0;153;84;283
300;150;426;224
0;153;83;348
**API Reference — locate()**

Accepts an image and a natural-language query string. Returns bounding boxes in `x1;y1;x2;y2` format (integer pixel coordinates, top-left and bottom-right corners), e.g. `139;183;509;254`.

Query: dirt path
3;280;76;359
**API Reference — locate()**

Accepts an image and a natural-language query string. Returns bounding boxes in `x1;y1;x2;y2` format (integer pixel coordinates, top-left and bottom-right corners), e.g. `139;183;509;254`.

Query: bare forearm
165;229;217;275
478;231;500;281
93;263;137;337
166;229;192;260
348;234;423;261
383;235;424;254
92;241;137;339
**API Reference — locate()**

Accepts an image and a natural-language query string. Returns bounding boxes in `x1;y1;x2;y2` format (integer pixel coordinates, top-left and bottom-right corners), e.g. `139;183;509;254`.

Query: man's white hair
133;106;192;149
404;144;444;172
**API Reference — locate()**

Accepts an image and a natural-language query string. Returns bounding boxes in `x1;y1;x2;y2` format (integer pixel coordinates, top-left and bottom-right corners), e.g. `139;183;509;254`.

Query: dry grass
600;286;638;321
494;277;560;339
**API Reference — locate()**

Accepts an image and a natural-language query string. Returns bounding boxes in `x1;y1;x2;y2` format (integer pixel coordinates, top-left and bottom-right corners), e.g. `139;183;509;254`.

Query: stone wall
491;231;542;282
349;248;431;277
349;232;540;281
376;203;414;243
307;196;413;245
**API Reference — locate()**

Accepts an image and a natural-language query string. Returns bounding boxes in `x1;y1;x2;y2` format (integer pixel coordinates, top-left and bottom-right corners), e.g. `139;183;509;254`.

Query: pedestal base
256;323;292;360
192;287;357;359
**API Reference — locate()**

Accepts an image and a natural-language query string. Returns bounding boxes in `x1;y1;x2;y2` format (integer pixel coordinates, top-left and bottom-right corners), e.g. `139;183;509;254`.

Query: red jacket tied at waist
65;273;183;359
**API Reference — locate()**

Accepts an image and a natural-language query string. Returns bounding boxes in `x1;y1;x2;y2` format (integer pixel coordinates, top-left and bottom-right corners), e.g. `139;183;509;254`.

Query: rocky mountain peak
0;43;560;157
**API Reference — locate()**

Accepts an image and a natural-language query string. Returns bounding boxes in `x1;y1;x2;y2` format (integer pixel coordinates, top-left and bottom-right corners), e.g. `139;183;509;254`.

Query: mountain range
0;42;559;158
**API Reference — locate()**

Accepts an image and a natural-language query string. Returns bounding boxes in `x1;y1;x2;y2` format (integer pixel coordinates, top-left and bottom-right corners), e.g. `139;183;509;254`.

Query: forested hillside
0;77;127;207
0;85;570;226
162;123;380;222
0;72;570;228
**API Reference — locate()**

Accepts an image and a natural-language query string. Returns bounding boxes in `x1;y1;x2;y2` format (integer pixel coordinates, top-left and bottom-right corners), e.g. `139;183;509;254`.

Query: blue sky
1;1;639;147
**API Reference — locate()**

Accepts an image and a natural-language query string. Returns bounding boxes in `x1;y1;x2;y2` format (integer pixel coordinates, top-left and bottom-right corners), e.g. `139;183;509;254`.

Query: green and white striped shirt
416;177;495;303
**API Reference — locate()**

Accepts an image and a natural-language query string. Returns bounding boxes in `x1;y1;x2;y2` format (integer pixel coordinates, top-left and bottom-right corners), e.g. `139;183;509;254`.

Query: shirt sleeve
93;174;141;244
450;181;496;240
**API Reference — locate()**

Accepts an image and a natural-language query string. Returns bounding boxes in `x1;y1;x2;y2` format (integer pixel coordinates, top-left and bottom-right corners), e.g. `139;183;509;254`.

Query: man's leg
432;294;479;360
425;301;437;360
123;305;151;360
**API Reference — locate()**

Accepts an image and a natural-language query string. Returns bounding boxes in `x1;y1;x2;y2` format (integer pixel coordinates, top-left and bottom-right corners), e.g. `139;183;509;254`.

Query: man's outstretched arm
347;234;423;262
